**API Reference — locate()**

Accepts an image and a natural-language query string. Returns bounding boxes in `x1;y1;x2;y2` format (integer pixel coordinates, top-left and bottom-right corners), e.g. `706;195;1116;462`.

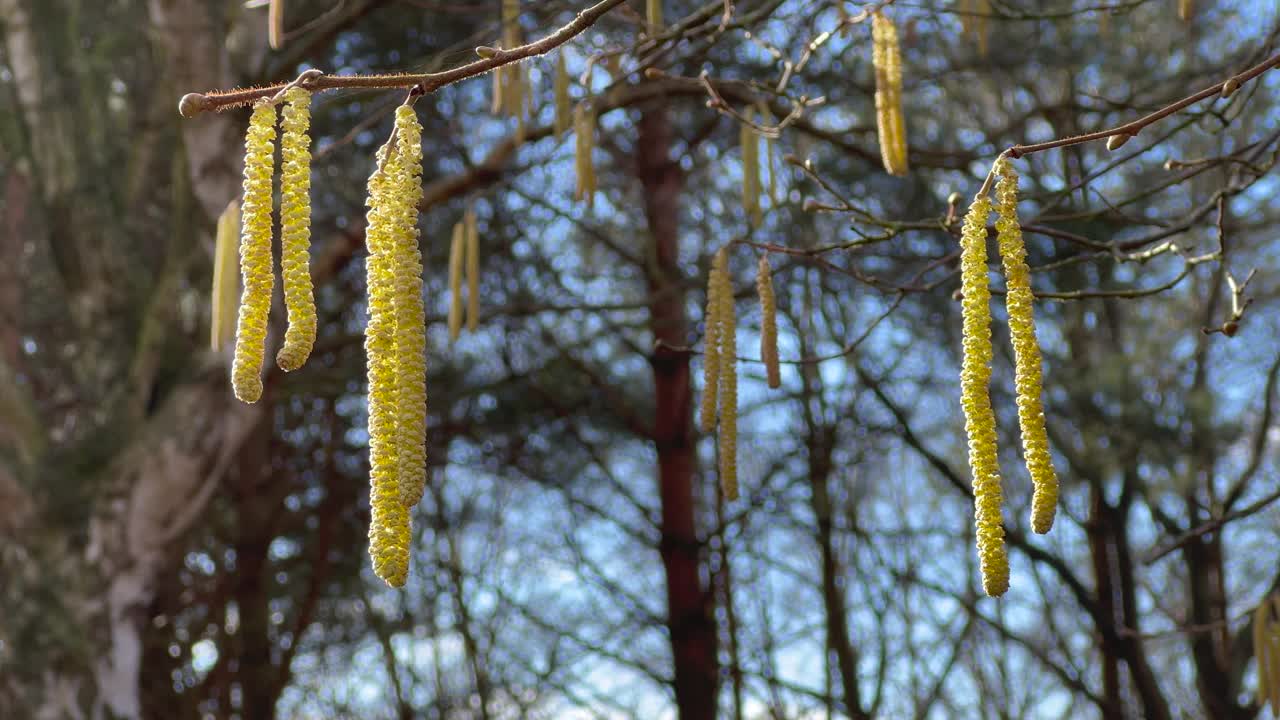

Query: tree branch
178;0;628;116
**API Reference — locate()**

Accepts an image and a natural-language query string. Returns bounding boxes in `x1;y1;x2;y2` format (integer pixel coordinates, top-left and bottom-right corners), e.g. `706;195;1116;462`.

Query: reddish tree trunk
637;102;719;720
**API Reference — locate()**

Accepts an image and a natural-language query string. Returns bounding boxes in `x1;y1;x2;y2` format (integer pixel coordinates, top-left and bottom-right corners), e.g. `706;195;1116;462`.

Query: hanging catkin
390;106;427;510
363;121;421;587
994;158;1057;534
1178;0;1193;21
268;0;285;50
276;87;317;372
232;102;277;404
210;199;241;353
740;119;763;225
714;248;739;501
757;255;780;389
448;220;464;343
647;0;663;30
465;207;480;332
871;12;908;177
958;192;1008;597
1256;599;1274;713
700;248;725;434
554;52;572;137
574;103;597;207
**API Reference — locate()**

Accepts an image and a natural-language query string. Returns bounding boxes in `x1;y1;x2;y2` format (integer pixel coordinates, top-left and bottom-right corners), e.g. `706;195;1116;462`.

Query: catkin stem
958;193;1008;597
994;158;1058;534
757;254;780;389
232;102;277;404
276;87;317;372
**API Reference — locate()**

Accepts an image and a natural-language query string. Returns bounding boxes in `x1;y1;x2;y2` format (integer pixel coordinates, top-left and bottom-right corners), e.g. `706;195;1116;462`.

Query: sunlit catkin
757;255;780;389
276;87;317;372
700;248;725;434
232;102;277;404
1178;0;1193;22
390;106;427;510
958;193;1008;597
741;119;763;225
448;220;464;343
871;13;908;177
465;207;480;333
715;248;739;501
574;103;597;208
994;158;1057;535
554;52;571;137
211;199;241;353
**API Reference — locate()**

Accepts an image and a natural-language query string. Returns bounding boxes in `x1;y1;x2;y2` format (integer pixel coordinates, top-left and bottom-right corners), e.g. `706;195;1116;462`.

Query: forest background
3;1;1280;718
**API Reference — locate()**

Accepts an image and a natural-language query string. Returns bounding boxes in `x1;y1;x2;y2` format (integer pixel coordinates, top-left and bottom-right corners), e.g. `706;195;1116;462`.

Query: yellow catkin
757;255;780;389
700;249;725;434
211;199;241;352
994;159;1057;535
276;87;317;372
465;207;480;333
647;0;663;30
390;106;427;510
448;220;464;343
554;52;571;137
958;193;1008;597
740;119;762;225
364;129;416;587
1256;600;1272;709
715;248;738;501
574;103;597;208
232;102;277;404
871;13;908;177
491;59;505;115
1178;0;1193;22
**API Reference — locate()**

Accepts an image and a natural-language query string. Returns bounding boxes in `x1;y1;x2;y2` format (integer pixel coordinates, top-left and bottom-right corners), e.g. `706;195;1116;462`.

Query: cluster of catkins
229;87;317;402
701;249;781;502
957;158;1058;597
224;91;435;588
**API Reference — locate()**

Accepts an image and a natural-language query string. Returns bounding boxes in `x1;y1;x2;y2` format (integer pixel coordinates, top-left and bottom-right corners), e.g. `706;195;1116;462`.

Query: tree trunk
637;101;719;720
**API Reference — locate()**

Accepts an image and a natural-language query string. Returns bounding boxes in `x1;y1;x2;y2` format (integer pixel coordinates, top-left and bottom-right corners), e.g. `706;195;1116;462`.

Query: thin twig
178;0;628;116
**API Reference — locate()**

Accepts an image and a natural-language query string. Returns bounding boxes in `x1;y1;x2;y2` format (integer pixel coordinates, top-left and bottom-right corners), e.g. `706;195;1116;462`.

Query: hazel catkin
757;254;780;389
700;248;725;434
465;207;480;333
958;193;1008;597
741;119;763;225
448;220;465;343
713;248;738;501
994;158;1058;535
390;106;427;510
871;12;908;177
574;103;597;208
211;199;241;353
276;87;318;372
232;102;277;404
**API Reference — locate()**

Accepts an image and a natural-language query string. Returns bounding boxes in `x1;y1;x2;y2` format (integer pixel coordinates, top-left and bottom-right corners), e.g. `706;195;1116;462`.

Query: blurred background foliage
3;0;1280;718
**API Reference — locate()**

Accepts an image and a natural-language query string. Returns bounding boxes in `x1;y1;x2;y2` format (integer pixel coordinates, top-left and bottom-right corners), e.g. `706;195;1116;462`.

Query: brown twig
177;0;627;117
1005;51;1280;159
